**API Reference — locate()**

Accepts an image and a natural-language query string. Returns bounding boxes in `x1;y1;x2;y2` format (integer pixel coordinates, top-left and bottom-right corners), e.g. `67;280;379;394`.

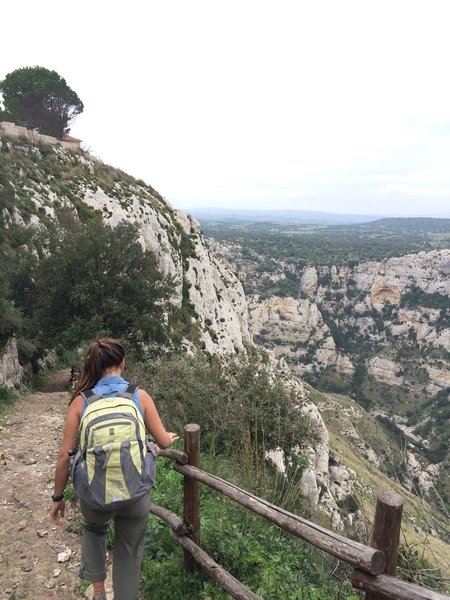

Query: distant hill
189;208;450;225
197;214;450;266
187;207;384;225
353;217;450;232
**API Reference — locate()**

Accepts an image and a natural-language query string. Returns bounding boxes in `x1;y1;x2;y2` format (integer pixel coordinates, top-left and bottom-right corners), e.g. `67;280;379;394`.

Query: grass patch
328;428;450;578
0;386;17;414
74;579;91;594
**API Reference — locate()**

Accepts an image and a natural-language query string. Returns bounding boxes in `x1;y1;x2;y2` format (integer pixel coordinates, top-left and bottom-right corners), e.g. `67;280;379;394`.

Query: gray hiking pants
79;494;151;600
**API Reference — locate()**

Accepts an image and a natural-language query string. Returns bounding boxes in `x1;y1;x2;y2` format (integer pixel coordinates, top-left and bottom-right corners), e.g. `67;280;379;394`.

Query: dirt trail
0;371;86;599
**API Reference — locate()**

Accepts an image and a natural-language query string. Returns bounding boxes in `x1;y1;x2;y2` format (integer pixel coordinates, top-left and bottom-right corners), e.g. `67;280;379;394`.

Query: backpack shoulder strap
80;388;104;406
116;383;138;400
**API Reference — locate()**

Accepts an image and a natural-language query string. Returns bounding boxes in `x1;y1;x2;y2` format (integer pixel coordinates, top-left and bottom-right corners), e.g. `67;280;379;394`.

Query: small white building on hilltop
0;121;81;150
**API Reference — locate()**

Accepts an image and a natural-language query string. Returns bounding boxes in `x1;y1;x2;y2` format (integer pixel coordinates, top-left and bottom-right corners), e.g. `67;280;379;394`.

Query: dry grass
329;428;450;579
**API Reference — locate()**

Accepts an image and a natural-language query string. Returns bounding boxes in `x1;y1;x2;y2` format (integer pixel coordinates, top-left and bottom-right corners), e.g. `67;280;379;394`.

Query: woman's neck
102;367;122;377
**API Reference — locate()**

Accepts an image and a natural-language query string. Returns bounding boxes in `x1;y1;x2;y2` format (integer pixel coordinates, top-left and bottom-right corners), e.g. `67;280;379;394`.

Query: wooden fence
153;424;449;600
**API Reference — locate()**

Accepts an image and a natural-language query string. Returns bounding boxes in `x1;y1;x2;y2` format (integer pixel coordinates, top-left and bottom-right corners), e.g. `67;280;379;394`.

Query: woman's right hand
167;432;179;446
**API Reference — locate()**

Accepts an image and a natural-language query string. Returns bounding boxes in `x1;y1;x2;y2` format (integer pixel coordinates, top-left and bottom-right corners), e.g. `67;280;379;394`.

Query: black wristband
51;493;64;502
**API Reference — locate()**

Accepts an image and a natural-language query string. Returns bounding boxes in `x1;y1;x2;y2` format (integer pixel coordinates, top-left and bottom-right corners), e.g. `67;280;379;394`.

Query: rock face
83;186;181;280
0;338;22;388
403;451;440;498
367;357;404;386
299;402;330;506
300;267;318;297
266;393;361;531
249;296;334;375
83;185;252;354
263;366;355;529
220;245;450;396
353;251;450;299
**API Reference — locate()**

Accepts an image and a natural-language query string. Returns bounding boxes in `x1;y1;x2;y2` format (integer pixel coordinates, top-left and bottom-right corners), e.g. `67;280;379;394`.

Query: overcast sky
2;1;450;216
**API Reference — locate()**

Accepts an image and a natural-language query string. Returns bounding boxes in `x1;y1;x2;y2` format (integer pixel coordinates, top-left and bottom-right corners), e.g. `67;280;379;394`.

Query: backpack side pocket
143;444;157;488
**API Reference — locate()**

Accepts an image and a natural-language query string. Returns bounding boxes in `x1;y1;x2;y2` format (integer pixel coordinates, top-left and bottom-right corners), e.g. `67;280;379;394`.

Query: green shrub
132;350;317;477
6;216;175;357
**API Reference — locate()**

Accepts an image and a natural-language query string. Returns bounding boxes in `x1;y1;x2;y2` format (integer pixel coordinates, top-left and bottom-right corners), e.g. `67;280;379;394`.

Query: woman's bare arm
139;389;178;448
50;395;82;525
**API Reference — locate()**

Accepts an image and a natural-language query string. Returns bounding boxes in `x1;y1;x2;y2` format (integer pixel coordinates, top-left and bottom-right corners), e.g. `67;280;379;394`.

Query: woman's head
71;338;125;402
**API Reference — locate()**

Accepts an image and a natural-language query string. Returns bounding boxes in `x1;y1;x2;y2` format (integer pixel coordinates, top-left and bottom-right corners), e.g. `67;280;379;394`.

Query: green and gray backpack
70;384;157;511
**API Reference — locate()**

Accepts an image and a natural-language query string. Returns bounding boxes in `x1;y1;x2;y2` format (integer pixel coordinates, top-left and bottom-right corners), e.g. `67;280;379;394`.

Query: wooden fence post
365;490;404;600
183;423;201;571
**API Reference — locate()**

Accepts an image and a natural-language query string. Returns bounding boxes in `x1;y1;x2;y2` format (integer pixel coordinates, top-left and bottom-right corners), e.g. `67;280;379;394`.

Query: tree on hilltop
0;66;83;139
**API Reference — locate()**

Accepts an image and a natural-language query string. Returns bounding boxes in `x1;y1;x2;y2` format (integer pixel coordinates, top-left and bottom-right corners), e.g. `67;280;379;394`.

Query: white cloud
377;183;449;197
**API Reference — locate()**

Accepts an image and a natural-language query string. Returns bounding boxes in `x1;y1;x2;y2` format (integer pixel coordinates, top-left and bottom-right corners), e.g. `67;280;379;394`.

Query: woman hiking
50;338;178;600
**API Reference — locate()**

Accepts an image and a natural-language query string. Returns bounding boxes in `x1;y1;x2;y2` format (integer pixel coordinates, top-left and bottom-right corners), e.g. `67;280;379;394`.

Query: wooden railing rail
351;571;449;600
172;461;385;575
158;448;188;464
157;426;450;600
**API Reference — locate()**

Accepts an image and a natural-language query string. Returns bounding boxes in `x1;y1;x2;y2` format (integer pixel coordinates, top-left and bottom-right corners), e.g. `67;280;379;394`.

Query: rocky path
0;372;110;600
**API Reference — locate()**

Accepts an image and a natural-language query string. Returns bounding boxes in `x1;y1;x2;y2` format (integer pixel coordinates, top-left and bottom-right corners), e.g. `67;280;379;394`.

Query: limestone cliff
0;338;22;388
214;240;449;395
